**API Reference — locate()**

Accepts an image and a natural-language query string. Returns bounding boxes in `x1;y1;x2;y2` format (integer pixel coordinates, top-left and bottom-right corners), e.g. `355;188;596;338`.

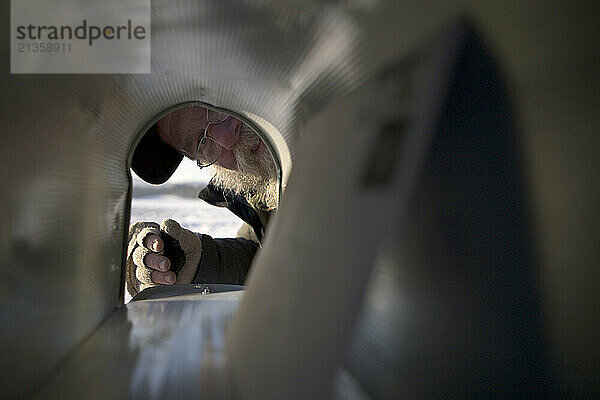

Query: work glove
125;218;203;297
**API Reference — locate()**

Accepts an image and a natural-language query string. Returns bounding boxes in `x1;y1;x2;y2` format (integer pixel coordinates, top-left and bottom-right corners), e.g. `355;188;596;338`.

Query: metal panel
226;26;457;399
1;0;599;399
2;1;427;397
33;292;242;399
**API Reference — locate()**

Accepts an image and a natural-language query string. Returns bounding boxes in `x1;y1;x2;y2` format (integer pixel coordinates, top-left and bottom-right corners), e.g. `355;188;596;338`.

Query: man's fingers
143;253;171;271
151;270;176;285
143;234;164;252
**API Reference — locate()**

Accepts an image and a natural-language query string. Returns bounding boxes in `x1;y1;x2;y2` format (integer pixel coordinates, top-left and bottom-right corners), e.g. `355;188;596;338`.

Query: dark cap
131;123;183;184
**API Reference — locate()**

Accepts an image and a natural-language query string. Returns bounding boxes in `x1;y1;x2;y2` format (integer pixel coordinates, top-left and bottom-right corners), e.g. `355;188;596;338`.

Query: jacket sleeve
192;234;258;285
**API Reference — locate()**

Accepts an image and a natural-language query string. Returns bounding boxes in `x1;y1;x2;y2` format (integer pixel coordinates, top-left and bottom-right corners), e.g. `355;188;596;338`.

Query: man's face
157;105;278;208
158;106;252;170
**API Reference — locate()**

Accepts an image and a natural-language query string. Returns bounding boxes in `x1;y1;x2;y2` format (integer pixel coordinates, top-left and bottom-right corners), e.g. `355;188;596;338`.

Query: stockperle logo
11;0;150;74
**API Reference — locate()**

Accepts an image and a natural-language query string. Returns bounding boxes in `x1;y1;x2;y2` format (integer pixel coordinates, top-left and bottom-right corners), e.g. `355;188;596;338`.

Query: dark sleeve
192;235;258;285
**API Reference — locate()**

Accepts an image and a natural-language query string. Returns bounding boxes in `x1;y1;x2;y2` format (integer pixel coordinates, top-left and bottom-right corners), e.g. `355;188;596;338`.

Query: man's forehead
182;129;199;158
158;106;206;157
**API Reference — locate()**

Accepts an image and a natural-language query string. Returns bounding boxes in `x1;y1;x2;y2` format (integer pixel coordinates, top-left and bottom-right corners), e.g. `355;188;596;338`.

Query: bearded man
126;105;279;297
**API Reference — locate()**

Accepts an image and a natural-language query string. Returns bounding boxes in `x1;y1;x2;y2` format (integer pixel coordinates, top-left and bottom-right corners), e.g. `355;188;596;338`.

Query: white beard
211;125;279;210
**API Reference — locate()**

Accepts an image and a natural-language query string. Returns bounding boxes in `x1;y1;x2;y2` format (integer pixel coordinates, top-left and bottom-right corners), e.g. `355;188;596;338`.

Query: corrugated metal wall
1;0;598;398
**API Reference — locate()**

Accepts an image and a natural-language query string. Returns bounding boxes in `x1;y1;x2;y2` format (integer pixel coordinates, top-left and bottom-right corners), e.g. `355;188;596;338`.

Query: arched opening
126;102;280;302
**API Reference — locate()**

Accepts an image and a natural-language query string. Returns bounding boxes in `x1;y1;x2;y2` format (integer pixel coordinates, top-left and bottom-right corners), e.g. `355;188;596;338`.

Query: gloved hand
125;218;203;297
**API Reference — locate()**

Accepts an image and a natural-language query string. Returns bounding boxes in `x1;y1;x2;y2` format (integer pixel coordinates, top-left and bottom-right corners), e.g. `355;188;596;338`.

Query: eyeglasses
196;108;231;168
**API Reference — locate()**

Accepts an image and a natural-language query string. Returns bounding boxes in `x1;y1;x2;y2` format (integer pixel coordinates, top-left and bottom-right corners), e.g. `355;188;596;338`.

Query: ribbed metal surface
2;1;424;396
1;0;599;399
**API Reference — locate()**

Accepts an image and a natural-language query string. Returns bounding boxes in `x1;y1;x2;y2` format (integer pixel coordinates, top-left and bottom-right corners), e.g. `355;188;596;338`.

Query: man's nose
209;118;241;150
